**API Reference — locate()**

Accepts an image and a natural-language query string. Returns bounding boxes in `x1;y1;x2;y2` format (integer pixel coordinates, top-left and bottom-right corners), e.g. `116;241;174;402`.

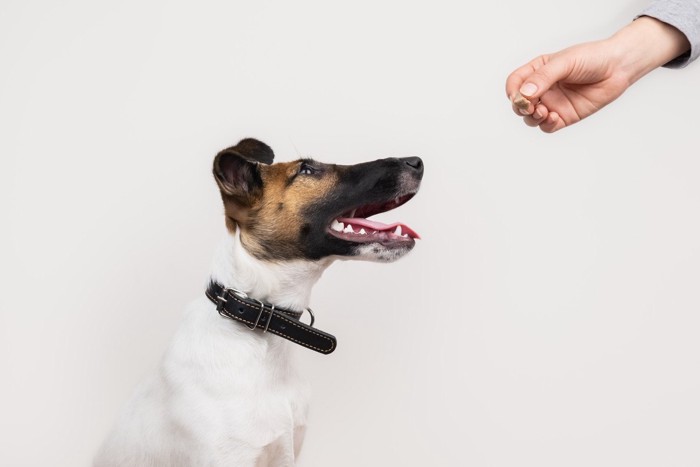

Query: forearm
607;16;690;85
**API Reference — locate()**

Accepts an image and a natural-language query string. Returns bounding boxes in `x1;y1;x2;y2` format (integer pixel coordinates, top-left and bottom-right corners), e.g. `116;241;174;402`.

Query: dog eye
299;163;317;175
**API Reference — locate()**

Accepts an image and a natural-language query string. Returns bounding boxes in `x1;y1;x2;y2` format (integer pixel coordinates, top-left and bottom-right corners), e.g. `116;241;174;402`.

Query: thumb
519;55;572;100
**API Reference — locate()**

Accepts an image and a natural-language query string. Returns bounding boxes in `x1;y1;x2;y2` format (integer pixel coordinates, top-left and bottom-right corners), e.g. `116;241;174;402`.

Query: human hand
506;17;690;132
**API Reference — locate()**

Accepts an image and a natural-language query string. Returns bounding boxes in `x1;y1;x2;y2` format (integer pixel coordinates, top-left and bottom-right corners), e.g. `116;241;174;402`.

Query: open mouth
327;193;419;244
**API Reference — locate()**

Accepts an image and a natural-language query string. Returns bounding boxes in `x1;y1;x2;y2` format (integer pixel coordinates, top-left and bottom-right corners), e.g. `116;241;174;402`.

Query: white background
2;0;700;466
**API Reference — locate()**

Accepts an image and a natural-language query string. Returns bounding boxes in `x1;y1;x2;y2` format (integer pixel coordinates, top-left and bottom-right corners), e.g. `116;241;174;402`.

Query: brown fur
223;161;339;261
213;138;424;263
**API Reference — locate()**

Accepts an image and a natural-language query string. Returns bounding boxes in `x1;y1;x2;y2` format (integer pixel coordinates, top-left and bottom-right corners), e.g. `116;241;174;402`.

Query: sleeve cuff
637;0;700;68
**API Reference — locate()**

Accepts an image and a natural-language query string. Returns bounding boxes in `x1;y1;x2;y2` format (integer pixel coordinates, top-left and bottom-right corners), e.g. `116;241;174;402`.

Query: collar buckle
206;280;337;354
215;287;249;315
214;289;228;313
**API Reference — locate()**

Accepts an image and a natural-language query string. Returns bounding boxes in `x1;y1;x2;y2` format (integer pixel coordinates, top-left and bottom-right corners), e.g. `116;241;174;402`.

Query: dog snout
401;157;424;177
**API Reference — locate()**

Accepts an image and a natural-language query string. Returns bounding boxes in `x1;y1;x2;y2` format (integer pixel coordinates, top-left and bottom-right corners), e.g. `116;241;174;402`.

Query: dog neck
209;229;333;312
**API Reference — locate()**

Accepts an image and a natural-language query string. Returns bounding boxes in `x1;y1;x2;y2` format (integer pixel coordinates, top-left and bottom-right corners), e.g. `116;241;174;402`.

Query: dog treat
512;92;531;111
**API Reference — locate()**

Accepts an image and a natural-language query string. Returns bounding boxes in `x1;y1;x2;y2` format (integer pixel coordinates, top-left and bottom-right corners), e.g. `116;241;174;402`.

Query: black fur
297;157;423;260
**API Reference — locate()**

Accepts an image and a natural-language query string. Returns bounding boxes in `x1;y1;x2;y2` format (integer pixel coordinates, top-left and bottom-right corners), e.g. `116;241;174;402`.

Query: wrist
607;16;690;84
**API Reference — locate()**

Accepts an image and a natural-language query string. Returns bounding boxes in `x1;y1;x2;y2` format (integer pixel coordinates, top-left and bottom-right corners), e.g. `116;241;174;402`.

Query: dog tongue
338;217;420;239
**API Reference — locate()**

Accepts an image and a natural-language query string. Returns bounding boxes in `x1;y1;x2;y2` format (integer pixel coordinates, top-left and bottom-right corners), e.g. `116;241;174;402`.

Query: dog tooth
402;233;408;238
350;209;356;218
343;224;354;234
331;220;344;232
359;228;366;235
394;225;402;236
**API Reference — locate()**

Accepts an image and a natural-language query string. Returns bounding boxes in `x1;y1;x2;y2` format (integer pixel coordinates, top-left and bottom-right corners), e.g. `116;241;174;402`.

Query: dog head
213;138;423;263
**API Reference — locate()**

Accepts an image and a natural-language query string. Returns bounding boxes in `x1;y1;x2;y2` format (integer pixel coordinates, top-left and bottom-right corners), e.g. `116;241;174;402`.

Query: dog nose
402;157;423;175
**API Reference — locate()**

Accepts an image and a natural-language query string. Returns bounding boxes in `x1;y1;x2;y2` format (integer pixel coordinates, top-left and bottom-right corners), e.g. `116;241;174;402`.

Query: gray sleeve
638;0;700;68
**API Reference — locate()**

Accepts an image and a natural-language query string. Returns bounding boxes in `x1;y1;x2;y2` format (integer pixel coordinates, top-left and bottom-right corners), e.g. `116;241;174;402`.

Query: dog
94;138;423;467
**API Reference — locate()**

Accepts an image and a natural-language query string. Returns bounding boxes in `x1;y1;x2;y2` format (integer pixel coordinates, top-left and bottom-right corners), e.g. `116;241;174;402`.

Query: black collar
205;281;337;355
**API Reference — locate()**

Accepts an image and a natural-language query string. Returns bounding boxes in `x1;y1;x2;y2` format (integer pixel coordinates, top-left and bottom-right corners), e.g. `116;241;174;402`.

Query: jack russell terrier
94;138;424;466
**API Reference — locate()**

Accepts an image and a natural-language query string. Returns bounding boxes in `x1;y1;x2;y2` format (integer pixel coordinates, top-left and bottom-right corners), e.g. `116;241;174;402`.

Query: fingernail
519;108;529;115
520;83;537;97
533;110;542;119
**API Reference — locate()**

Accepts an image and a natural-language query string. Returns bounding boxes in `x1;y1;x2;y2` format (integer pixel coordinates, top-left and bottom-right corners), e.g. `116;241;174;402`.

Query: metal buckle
215;288;229;314
246;298;273;332
217;287;249;317
217;286;288;334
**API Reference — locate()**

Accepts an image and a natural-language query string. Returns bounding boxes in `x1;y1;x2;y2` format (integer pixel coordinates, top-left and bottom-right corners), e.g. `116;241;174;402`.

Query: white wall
2;0;700;466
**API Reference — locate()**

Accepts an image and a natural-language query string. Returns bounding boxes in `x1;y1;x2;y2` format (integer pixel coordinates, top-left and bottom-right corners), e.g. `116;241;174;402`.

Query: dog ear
221;138;275;165
213;149;264;208
213;139;275;226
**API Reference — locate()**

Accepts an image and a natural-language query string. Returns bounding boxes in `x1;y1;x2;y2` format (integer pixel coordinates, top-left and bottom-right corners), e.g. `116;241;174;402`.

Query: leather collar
205;281;337;355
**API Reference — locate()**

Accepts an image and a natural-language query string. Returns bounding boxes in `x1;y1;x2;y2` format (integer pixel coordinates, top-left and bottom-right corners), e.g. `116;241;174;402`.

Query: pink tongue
338;218;420;239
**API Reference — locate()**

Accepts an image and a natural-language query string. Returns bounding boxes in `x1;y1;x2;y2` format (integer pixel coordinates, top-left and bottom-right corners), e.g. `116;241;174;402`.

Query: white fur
94;230;333;467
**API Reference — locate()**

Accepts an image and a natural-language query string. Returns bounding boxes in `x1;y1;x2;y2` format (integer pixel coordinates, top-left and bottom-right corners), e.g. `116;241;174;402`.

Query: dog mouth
327;193;419;245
